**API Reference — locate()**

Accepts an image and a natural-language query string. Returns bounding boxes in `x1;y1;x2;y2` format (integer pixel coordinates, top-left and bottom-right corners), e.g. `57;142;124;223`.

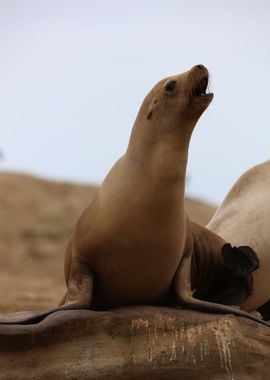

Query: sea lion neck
125;117;193;186
127;125;194;153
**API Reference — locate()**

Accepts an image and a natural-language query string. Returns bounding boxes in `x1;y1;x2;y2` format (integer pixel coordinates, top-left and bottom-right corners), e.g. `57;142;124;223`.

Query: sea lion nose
196;64;206;71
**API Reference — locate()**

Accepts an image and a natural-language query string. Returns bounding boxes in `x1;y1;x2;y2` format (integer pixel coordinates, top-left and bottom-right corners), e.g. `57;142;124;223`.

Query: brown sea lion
0;65;267;326
207;160;270;319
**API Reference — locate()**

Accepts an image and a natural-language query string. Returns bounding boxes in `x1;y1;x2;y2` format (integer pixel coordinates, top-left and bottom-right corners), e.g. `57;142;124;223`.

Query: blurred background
0;1;270;313
1;0;269;204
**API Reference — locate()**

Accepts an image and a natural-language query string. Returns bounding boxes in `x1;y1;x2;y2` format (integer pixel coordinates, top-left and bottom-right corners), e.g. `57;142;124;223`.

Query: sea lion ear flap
221;243;260;278
147;99;159;120
147;110;153;120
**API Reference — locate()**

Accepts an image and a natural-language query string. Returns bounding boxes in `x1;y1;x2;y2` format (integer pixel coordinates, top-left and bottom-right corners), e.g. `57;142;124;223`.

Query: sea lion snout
190;65;210;95
188;65;213;110
191;64;208;75
195;64;207;71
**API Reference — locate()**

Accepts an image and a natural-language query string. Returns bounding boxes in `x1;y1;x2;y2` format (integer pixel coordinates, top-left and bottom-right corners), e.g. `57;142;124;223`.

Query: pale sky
1;0;270;204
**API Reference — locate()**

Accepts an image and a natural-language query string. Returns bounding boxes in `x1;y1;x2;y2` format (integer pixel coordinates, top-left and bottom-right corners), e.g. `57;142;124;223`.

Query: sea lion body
63;65;211;309
207;160;270;313
67;164;185;309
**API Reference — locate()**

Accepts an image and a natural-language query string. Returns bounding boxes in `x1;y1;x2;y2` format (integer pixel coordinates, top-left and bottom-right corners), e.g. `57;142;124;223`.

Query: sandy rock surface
0;306;269;380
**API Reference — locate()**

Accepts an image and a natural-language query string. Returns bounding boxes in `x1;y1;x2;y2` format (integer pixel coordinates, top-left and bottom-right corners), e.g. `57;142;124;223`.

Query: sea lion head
141;65;213;136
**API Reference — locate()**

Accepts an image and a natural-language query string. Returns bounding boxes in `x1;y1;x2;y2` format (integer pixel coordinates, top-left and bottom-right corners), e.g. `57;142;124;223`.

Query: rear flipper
194;243;259;306
221;243;260;277
174;254;269;327
193;285;248;307
0;256;94;325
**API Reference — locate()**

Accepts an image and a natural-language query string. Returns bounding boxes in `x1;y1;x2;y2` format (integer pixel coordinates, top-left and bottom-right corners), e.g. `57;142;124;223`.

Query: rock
0;306;269;380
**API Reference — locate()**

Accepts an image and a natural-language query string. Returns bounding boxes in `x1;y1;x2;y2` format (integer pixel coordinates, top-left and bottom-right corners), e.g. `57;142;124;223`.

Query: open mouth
192;76;211;97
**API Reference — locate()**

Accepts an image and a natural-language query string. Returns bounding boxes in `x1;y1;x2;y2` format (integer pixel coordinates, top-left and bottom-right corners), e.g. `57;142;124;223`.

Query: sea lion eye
165;80;177;93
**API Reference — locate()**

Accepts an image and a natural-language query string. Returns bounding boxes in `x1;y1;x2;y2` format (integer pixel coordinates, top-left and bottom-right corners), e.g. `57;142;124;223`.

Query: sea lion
207;160;270;319
0;65;267;326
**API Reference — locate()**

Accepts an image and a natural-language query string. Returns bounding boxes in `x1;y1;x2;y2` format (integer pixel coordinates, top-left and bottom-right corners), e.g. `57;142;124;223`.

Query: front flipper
0;257;94;325
221;243;259;278
63;254;94;307
174;254;269;327
0;303;89;325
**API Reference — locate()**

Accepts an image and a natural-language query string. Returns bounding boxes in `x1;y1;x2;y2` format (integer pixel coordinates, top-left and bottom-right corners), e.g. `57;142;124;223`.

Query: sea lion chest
74;160;186;308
